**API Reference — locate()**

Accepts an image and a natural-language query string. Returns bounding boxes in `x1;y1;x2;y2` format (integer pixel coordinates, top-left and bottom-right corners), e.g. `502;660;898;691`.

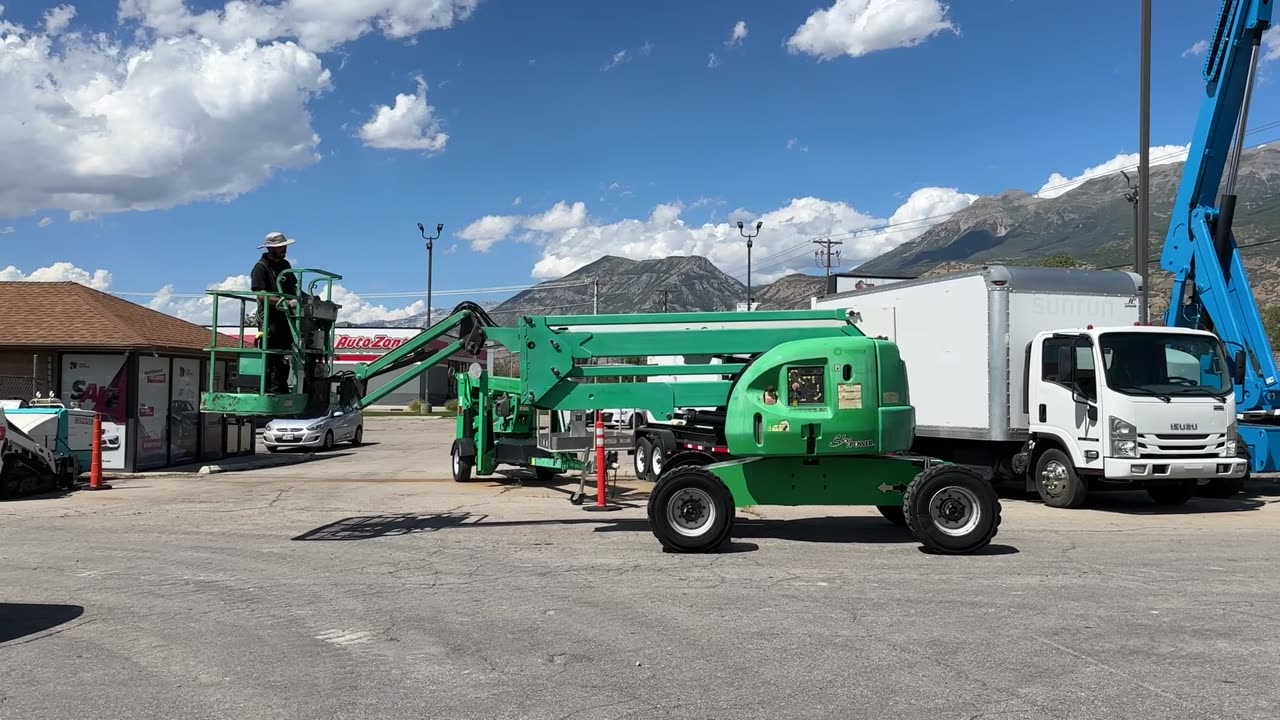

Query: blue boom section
1159;0;1279;473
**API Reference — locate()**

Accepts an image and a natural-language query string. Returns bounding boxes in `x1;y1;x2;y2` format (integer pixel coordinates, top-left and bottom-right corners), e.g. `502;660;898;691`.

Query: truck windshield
1098;332;1232;398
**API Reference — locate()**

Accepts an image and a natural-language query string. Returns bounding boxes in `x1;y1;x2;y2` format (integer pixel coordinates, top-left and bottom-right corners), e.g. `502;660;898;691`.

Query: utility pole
738;220;762;310
417;221;442;414
660;287;670;313
1136;0;1151;324
593;279;599;314
812;237;843;280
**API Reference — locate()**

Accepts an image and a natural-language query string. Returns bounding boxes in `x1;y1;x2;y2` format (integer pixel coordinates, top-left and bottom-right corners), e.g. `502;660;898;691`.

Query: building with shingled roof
0;281;253;472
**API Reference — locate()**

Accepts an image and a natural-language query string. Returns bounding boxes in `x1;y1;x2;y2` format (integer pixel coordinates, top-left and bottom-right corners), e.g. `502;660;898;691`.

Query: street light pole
417;222;443;414
737;220;762;310
417;222;443;327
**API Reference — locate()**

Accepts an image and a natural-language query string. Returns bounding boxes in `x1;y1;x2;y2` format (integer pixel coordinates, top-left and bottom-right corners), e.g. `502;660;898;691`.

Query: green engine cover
723;336;914;457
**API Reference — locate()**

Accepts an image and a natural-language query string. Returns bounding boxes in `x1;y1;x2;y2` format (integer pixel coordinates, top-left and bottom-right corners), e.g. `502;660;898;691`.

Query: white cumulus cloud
786;0;956;61
43;4;76;34
726;20;748;47
458;215;523;252
0;1;473;221
358;76;448;152
463;189;978;282
1183;39;1209;58
1036;144;1191;199
0;261;112;290
117;0;481;54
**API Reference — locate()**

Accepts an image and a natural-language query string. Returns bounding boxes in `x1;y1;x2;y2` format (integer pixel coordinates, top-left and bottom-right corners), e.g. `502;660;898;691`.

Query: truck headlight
1109;416;1137;458
1223;421;1238;458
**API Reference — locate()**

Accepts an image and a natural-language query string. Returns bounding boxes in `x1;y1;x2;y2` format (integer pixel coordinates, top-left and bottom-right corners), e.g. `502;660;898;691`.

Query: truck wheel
1034;448;1088;508
646;442;666;483
1148;480;1194;505
633;438;652;479
903;464;1001;554
647;466;734;553
876;505;907;527
450;441;473;482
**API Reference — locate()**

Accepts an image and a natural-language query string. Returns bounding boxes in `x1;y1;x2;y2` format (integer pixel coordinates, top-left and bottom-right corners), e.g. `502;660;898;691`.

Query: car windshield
1098;331;1232;397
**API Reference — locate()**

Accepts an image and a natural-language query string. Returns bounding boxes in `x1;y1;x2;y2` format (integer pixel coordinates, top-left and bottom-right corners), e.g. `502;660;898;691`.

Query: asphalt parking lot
2;416;1279;720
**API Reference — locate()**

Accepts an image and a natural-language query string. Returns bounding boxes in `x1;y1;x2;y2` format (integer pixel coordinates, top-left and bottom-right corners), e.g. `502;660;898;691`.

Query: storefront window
170;358;200;463
136;356;170;469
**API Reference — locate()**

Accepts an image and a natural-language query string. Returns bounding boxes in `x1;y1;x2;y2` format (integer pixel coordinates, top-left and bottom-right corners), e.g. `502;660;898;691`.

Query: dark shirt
251;253;298;328
251;252;298;297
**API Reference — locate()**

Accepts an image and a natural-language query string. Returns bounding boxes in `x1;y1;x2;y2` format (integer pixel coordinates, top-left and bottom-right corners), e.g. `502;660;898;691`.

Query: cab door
1029;334;1101;461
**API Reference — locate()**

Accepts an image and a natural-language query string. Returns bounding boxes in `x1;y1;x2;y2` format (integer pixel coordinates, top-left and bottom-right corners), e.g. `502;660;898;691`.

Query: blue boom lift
1160;0;1279;485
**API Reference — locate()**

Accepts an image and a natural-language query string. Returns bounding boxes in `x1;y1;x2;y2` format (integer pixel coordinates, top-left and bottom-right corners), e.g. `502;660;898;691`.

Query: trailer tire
903;464;1001;555
450;441;473;482
633;438;652;480
647;466;734;553
646;441;666;483
1033;447;1088;508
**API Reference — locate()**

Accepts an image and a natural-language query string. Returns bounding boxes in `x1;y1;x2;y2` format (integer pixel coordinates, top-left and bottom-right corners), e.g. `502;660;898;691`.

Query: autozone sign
335;334;408;351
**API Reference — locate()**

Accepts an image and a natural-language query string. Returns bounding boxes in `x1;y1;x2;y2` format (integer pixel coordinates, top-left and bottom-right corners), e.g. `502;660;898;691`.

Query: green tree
1037;254;1078;269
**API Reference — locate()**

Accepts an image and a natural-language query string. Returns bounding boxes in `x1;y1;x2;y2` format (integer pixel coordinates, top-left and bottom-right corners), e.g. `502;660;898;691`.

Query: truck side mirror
1056;345;1075;387
1234;350;1247;385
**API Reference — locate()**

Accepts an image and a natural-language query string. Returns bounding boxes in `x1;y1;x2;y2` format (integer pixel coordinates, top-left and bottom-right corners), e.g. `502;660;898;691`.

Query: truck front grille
1137;433;1225;458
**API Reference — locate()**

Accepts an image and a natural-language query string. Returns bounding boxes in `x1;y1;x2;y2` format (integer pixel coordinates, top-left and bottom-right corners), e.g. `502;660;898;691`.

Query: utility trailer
811;265;1248;507
201;278;1004;555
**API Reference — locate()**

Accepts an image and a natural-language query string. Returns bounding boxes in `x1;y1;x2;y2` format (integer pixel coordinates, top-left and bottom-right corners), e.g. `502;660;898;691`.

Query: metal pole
738;220;762;310
1137;0;1151;324
417;222;442;411
593;279;599;314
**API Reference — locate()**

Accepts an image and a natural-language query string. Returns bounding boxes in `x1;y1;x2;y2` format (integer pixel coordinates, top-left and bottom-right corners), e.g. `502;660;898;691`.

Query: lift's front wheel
647;466;734;553
903;464;1001;554
450;441;473;482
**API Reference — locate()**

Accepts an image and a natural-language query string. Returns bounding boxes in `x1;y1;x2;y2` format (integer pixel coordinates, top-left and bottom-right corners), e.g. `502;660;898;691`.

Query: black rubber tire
1033;448;1089;508
1148;480;1194;505
451;441;473;482
351;425;363;445
323;430;334;451
647;466;735;553
903;464;1002;555
646;441;666;483
876;505;907;527
634;438;652;480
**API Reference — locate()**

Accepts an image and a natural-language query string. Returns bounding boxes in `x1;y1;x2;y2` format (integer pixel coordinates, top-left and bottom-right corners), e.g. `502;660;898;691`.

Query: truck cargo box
811;265;1141;442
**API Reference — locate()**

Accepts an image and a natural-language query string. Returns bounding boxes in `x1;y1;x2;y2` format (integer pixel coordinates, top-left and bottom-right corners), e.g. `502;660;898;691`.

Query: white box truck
811;265;1249;507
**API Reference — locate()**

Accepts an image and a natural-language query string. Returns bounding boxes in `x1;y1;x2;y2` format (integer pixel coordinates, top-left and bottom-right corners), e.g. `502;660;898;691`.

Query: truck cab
1019;325;1249;506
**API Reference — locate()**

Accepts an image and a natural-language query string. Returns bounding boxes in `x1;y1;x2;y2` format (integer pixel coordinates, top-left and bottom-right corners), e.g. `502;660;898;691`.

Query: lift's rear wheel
647;466;734;553
903;464;1001;554
450;441;473;482
646;442;666;483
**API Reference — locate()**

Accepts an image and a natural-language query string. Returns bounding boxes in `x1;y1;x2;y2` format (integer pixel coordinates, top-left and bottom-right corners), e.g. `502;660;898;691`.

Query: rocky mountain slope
858;145;1280;278
371;256;831;328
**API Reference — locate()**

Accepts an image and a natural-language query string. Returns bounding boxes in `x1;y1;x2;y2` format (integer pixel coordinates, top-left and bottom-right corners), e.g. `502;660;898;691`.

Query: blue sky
2;0;1277;323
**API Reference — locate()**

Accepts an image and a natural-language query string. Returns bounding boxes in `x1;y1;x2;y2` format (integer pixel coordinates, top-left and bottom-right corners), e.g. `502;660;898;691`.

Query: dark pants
262;320;293;394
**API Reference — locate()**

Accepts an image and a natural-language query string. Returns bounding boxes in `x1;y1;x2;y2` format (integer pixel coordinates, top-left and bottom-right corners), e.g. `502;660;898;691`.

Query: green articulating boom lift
200;270;1002;555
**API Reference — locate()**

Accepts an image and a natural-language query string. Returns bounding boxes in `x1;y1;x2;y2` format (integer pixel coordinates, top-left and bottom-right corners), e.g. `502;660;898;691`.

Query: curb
101;452;318;479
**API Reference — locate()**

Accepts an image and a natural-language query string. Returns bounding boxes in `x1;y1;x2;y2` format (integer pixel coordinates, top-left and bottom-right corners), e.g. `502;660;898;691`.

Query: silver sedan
262;406;363;452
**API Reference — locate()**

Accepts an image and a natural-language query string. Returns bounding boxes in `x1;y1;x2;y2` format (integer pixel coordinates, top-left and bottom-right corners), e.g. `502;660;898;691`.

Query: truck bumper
1103;457;1248;481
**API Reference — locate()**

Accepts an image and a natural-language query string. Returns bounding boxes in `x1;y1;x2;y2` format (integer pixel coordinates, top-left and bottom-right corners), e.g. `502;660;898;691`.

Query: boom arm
1159;0;1278;417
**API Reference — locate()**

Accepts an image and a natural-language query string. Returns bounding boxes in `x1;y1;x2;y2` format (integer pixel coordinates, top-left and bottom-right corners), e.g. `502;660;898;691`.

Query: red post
582;409;620;512
87;412;111;491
